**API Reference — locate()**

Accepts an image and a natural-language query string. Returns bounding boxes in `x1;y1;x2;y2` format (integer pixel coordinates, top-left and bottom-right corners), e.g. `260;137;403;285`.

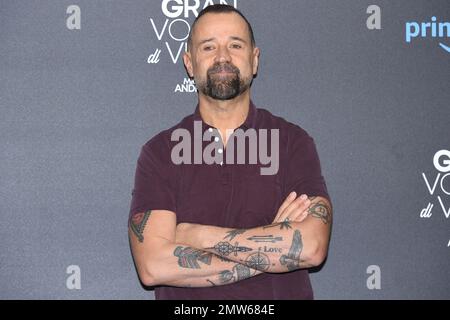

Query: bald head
187;4;255;52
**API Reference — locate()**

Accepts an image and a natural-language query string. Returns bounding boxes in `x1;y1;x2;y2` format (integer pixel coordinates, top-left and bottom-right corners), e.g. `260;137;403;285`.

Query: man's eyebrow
198;37;216;45
229;36;247;43
197;36;248;46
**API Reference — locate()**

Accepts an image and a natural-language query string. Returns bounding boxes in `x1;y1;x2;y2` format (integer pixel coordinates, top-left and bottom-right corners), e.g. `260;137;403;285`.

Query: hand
272;192;311;224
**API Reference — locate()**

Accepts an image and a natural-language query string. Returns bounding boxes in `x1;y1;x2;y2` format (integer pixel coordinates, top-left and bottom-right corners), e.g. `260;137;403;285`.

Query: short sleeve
284;129;331;203
128;137;177;222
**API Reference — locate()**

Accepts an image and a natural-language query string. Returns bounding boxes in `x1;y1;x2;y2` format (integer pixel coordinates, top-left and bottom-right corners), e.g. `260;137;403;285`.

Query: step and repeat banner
1;1;449;299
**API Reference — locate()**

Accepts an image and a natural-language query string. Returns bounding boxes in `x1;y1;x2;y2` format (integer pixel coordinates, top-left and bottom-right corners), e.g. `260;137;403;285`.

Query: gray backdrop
1;0;449;299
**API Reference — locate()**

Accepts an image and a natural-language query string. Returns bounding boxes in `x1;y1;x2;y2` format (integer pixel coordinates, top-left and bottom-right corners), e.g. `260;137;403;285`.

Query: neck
198;90;251;135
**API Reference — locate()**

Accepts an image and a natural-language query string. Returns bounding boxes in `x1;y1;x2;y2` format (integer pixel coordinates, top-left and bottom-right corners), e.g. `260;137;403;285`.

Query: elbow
137;259;162;287
309;249;327;267
140;276;156;287
138;265;157;287
307;241;328;267
132;242;175;287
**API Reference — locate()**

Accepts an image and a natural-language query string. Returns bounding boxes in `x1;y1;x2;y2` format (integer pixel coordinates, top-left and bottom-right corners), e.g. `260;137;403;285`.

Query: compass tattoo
245;251;271;272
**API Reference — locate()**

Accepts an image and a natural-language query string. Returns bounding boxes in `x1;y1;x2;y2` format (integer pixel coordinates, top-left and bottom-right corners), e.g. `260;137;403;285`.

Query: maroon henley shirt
129;101;330;300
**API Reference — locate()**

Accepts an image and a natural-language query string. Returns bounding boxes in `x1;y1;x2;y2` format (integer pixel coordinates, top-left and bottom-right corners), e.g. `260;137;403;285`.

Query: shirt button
214;137;220;142
208;128;213;133
218;148;223;154
220;161;224;166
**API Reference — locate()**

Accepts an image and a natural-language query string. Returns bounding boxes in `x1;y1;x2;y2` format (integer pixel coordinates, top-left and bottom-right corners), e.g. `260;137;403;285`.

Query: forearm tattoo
129;210;151;243
224;229;246;241
206;279;217;286
263;219;292;230
279;230;303;271
308;197;332;224
207;242;253;257
247;235;283;243
244;250;271;272
174;246;213;269
217;263;254;284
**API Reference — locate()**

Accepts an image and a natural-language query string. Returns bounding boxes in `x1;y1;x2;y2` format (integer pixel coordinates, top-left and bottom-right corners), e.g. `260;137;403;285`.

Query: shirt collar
193;100;258;131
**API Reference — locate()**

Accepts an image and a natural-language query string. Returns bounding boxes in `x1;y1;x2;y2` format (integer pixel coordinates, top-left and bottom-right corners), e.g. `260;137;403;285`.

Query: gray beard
197;71;253;100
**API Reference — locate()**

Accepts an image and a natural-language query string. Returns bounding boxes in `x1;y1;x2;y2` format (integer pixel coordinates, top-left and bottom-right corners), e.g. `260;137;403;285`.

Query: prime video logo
405;16;450;53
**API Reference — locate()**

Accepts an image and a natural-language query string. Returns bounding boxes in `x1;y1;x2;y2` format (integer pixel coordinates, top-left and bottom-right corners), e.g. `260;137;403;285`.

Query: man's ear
183;52;194;78
252;47;260;76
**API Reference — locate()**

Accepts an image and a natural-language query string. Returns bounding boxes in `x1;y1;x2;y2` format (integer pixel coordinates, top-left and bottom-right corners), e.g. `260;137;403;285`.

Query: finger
276;194;305;222
277;194;309;222
272;191;297;222
278;191;297;215
290;204;310;222
296;197;311;219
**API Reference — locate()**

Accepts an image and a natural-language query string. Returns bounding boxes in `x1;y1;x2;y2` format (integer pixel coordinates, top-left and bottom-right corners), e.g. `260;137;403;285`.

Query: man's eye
231;44;242;49
203;46;214;51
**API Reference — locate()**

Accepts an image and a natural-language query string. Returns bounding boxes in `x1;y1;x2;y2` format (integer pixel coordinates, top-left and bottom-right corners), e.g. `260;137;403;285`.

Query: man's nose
214;46;231;63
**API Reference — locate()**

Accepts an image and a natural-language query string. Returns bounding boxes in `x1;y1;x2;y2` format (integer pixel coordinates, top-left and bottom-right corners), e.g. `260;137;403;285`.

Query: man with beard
128;4;332;300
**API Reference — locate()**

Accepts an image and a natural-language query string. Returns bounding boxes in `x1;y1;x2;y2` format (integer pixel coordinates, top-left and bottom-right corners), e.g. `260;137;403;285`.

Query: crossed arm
129;209;264;288
129;193;332;288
